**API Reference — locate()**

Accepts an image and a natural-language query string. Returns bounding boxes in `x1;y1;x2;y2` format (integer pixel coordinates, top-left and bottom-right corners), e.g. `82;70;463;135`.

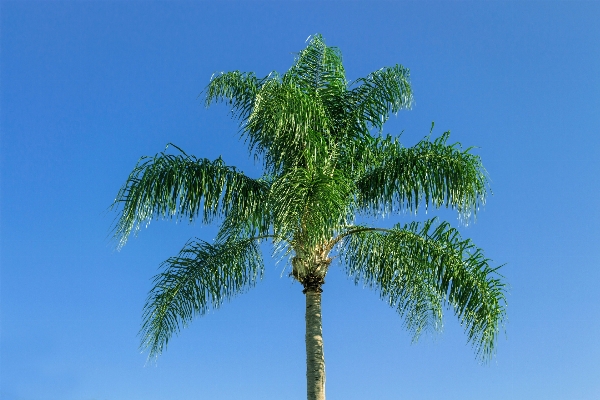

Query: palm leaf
205;70;262;121
283;34;347;95
270;164;355;247
246;79;334;173
140;237;265;359
341;218;506;360
111;145;269;247
356;131;488;220
346;64;413;132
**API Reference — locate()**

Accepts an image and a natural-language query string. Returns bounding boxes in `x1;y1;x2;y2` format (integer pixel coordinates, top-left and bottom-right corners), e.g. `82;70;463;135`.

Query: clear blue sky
1;2;599;399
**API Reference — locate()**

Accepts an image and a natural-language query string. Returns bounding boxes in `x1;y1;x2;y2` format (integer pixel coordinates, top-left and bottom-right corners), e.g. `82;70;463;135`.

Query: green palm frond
111;145;268;247
337;133;396;180
356;131;488;220
246;79;334;172
341;218;506;360
205;71;262;121
270;164;355;246
215;179;274;244
283;34;347;95
140;237;265;359
347;64;413;132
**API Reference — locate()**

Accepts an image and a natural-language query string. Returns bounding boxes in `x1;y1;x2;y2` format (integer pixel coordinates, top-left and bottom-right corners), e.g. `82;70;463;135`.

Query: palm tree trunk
305;289;326;400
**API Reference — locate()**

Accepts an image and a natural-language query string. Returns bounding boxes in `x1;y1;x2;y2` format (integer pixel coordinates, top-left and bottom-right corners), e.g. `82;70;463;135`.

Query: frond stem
326;227;392;252
243;234;289;245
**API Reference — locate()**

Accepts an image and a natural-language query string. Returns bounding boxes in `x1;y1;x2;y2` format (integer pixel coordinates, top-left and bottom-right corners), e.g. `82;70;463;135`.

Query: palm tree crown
112;34;506;399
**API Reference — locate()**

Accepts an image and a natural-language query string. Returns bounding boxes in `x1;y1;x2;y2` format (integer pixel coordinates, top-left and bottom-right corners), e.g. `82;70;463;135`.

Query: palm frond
347;64;413;132
356;131;488;221
246;80;334;172
140;237;264;359
215;176;274;244
205;71;262;121
111;146;269;247
341;219;506;360
337;133;396;181
283;34;347;95
270;164;355;247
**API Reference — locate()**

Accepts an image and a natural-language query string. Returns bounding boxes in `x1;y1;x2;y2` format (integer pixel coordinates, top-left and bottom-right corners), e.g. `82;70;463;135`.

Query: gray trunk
305;289;325;400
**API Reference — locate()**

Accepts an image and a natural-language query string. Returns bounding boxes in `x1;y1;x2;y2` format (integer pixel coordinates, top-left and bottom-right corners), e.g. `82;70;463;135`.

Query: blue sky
1;1;599;399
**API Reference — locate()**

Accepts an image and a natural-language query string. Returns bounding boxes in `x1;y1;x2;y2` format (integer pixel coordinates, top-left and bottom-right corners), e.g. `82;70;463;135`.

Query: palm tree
112;34;506;400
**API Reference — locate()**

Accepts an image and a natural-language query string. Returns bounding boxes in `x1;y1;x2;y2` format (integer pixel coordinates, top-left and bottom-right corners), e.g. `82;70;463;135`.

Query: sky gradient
1;2;599;399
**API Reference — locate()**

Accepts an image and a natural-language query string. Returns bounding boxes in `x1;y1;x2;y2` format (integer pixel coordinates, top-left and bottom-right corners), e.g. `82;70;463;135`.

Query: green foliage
112;144;269;248
204;34;413;176
347;64;413;132
113;34;506;361
356;131;488;220
341;219;505;359
140;237;264;359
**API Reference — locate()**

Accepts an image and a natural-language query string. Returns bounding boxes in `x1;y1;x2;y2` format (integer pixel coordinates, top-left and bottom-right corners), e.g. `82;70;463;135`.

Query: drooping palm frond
356;131;488;220
140;237;265;359
340;218;506;360
205;70;262;121
346;64;413;133
337;132;396;180
215;176;274;244
111;145;269;247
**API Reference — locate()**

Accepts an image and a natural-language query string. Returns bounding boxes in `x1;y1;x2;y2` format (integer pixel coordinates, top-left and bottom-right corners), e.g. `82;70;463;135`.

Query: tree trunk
305;289;325;400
